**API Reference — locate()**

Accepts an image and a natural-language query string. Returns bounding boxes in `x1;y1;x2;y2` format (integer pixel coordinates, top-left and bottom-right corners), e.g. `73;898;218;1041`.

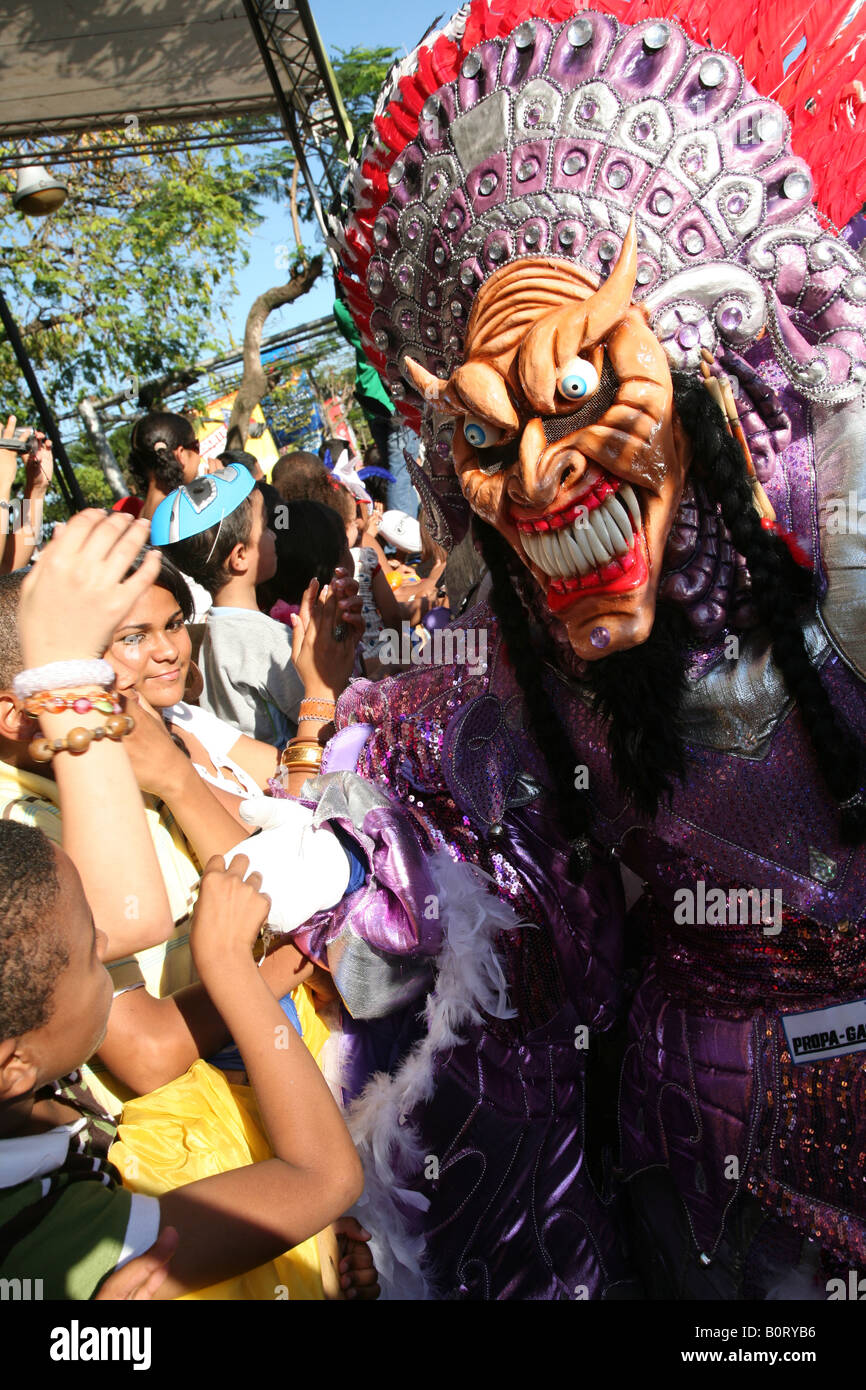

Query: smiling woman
107;553;279;809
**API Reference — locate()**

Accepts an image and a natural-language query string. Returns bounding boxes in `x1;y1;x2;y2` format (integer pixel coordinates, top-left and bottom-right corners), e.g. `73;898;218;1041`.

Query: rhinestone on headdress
682;229;705;255
699;57;725;88
643;23;670;50
568;17;593;47
783;171;811;201
514;21;535;49
562;152;586;175
608;163;630;189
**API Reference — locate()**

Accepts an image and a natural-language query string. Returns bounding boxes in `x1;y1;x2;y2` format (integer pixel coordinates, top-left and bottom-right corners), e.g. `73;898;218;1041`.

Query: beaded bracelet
24;691;122;717
30;713;135;763
296;713;334;725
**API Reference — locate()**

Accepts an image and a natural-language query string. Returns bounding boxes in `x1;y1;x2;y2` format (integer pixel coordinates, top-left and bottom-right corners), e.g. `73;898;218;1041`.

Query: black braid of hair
474;515;593;878
583;599;692;817
673;373;866;844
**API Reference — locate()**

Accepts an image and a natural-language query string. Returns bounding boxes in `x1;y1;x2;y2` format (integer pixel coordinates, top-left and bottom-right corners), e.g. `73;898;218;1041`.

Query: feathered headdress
336;0;866;542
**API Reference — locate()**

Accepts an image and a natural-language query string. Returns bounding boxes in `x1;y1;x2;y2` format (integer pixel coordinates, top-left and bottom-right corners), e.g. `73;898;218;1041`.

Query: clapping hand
290;575;361;702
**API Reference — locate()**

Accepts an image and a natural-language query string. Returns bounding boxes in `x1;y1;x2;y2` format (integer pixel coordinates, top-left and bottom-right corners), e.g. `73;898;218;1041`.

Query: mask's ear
0;692;32;744
0;1035;38;1102
403;357;464;416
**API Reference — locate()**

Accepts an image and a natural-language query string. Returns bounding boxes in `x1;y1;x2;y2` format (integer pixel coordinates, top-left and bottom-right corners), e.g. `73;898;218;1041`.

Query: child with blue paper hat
152;465;357;749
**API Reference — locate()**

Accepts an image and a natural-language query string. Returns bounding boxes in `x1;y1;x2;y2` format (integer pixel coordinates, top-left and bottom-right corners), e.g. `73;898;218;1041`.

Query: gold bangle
281;744;323;769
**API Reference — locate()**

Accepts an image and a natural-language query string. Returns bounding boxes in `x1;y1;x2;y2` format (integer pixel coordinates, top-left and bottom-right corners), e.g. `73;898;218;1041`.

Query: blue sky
225;0;446;343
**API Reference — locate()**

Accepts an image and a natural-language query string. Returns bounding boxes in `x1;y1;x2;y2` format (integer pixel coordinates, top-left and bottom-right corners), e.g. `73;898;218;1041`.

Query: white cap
379;509;422;553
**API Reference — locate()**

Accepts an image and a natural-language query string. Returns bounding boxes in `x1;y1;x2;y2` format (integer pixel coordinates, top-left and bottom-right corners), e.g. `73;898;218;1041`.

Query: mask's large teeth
583;511;612;566
603;495;633;553
561;526;591;575
539;531;563;576
521;530;540;567
553;528;578;578
523;531;550;574
619;483;642;532
569;520;595;573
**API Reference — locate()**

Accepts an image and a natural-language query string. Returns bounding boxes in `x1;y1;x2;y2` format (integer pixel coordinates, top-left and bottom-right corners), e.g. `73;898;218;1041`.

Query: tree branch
226;256;323;452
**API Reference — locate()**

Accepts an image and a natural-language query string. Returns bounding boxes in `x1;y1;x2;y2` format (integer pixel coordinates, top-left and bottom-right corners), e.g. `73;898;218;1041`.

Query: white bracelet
13;659;115;700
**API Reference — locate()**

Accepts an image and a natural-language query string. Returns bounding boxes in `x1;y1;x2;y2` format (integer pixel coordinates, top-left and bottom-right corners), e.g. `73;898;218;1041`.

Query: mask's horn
581;215;639;347
403;357;463;416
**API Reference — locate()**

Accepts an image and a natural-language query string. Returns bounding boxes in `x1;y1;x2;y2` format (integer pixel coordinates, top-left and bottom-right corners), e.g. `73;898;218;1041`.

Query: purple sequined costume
289;3;866;1299
288;329;866;1297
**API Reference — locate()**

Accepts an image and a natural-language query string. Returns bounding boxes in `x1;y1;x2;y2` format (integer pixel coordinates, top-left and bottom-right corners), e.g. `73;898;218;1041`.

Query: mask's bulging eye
558;357;600;402
463;417;504;450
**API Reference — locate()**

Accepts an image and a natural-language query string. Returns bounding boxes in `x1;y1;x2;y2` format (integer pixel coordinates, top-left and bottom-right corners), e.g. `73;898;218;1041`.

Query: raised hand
19;510;160;669
24;432;54;497
290;576;360;702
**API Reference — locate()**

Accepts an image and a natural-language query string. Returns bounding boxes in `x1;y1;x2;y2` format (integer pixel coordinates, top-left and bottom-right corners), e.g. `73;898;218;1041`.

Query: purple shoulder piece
321;722;374;774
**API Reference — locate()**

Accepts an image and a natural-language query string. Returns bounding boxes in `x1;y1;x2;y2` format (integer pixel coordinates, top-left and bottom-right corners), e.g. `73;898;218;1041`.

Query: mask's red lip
514;474;621;534
546;535;649;614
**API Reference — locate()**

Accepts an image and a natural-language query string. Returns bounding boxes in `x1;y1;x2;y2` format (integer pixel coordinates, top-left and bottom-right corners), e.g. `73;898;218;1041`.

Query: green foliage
0;120;294;418
331;46;402;151
0;49;393;505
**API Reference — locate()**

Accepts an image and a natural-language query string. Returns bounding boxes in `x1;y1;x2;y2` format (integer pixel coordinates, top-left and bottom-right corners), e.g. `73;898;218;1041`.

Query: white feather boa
337;850;523;1300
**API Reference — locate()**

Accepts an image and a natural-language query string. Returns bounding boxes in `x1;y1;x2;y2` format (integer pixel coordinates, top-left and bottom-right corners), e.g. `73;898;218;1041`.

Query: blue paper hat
150;465;255;546
358;465;394;483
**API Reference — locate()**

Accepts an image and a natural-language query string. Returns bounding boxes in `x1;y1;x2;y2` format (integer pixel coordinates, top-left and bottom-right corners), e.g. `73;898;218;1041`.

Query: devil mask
405;219;690;657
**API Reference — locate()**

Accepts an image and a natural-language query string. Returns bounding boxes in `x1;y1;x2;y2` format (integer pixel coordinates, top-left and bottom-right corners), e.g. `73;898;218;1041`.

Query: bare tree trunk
77;397;128;499
226;255;323;452
290;164;305;266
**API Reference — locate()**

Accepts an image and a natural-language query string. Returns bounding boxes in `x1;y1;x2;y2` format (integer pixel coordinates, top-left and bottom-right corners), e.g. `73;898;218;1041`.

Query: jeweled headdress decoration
337;0;866;543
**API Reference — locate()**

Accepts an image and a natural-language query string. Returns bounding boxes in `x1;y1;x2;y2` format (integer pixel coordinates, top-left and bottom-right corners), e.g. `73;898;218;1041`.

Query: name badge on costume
782;997;866;1065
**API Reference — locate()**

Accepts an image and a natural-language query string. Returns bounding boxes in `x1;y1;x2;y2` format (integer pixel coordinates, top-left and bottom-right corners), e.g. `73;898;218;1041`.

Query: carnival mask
406;221;690;660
